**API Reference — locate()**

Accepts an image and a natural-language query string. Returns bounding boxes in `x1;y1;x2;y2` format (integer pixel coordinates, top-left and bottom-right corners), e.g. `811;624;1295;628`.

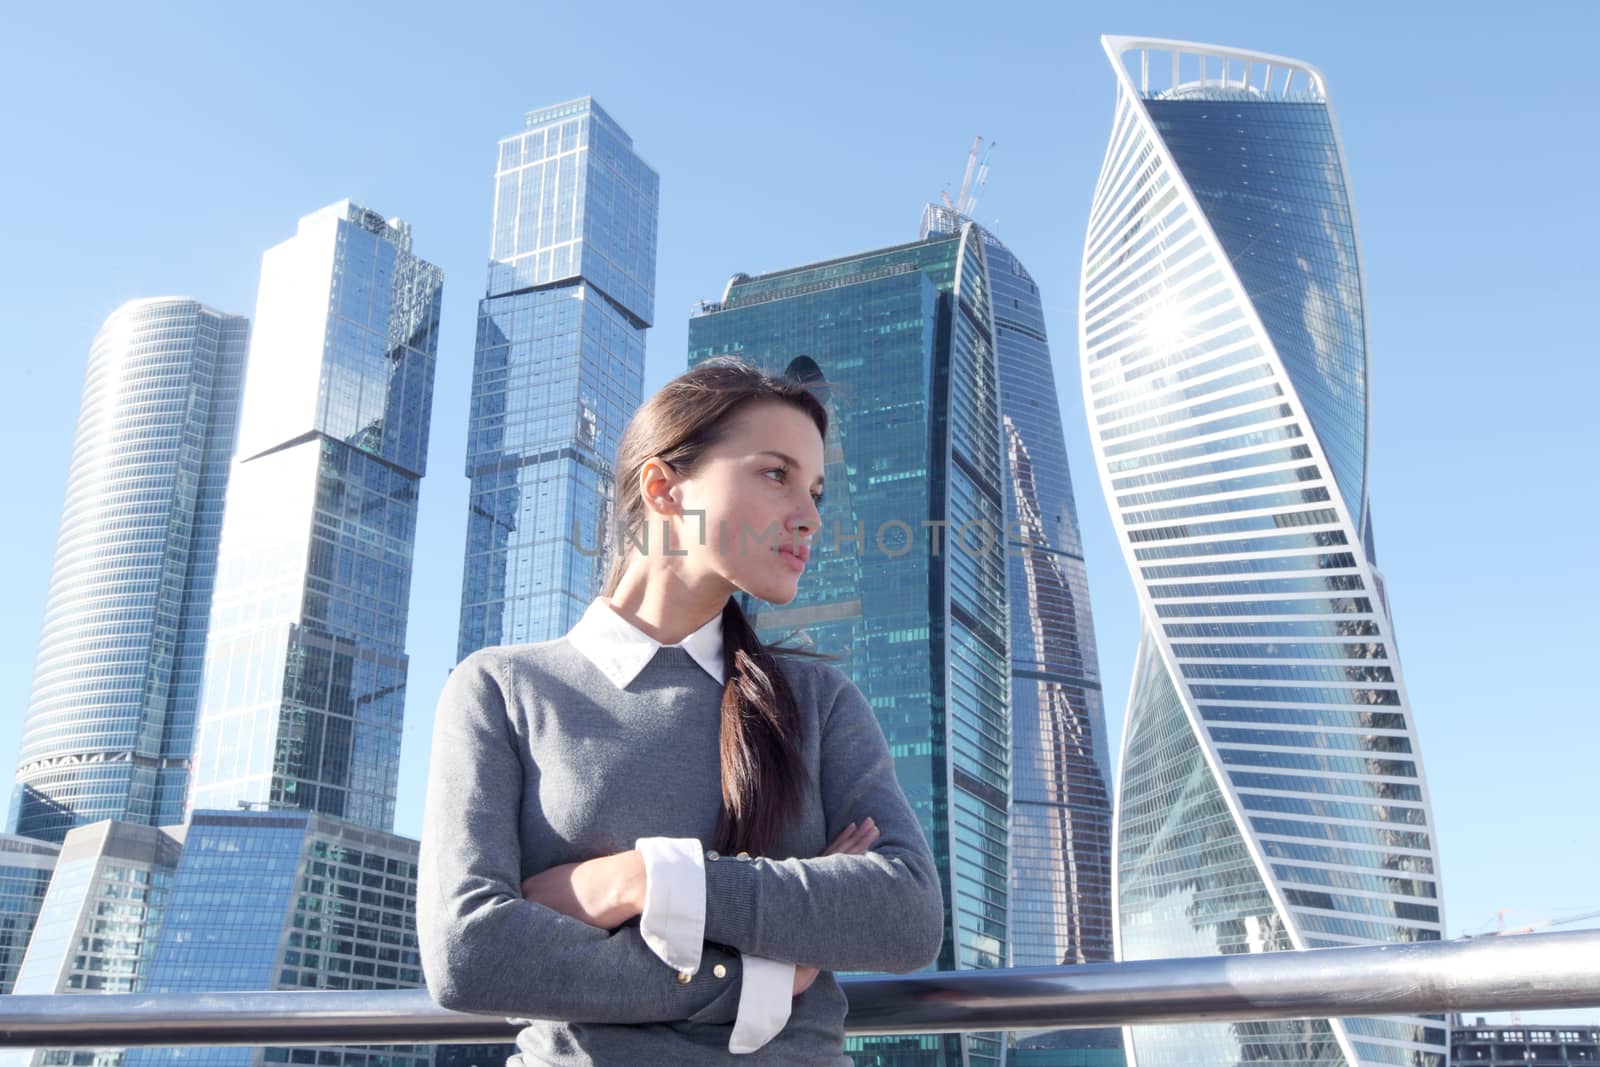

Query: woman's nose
792;500;819;536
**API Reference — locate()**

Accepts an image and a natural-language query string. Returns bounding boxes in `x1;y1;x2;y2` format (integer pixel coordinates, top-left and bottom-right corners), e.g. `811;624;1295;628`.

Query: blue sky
3;0;1596;1023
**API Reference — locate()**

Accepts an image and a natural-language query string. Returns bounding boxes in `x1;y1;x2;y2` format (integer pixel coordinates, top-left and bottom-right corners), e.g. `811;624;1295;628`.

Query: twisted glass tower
11;299;248;842
924;205;1113;969
457;98;658;658
1082;37;1445;1067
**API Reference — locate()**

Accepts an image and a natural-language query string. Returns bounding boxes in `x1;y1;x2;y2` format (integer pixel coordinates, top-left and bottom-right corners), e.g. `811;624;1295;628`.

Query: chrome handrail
1;930;1596;1047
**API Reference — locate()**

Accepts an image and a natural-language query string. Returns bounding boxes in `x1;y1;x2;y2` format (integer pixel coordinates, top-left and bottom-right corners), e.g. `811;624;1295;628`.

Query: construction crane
1481;907;1600;1025
1490;906;1600;937
938;136;996;219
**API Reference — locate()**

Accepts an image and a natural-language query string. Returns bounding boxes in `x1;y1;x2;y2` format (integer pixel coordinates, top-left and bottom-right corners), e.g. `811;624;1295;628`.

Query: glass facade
1141;96;1367;522
2;820;184;1067
0;835;59;993
185;202;441;832
10;300;249;843
125;810;426;1067
458;98;658;658
923;204;1113;972
1083;39;1446;1067
688;226;1009;1067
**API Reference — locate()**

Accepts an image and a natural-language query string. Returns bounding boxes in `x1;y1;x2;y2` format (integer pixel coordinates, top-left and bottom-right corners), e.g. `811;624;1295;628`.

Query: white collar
566;596;726;688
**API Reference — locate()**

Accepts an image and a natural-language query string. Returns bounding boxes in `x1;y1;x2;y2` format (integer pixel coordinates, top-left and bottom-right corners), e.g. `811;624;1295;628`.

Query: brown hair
601;357;835;856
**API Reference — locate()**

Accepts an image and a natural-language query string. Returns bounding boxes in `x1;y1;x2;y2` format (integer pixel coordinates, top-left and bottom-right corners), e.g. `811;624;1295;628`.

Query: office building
458;97;659;657
11;300;248;842
1081;37;1445;1067
3;820;185;1067
1453;1021;1600;1065
689;224;1009;1067
0;835;60;993
187;201;442;831
1012;1029;1129;1067
124;809;427;1067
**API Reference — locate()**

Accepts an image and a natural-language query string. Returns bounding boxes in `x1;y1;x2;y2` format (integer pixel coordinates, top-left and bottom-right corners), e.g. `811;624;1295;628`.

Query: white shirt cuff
728;955;796;1054
634;837;706;975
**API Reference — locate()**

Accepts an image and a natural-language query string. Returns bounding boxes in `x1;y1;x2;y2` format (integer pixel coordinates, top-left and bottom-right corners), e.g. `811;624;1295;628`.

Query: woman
417;357;945;1064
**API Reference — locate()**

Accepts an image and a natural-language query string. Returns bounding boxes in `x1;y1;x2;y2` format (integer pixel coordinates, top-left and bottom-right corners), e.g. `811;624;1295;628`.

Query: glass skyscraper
457;97;659;658
187;201;442;831
1081;37;1444;1067
10;299;248;843
923;204;1113;971
688;225;1010;1067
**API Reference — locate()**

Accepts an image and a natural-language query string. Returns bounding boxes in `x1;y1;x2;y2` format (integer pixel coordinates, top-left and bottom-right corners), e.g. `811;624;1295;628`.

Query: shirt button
713;963;728;979
676;969;693;984
705;850;720;861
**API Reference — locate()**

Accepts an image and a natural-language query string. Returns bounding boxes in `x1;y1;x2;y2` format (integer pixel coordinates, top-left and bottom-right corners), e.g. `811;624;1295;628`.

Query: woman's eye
766;467;821;504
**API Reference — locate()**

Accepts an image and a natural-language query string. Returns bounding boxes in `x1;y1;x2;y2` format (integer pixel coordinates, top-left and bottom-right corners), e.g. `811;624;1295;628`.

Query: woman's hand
791;817;879;997
520;820;880;946
821;817;879;856
520;849;646;931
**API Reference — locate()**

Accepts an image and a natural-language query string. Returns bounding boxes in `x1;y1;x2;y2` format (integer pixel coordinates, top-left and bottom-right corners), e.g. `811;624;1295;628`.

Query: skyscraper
187;201;443;831
457;98;659;658
1081;37;1445;1067
688;224;1009;1067
11;299;248;843
923;204;1113;970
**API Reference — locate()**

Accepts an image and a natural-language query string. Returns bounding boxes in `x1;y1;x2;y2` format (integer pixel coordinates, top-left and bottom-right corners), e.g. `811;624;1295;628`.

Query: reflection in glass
923;205;1114;983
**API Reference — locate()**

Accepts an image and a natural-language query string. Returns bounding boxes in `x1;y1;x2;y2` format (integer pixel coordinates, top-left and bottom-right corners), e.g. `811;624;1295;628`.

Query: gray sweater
417;638;945;1065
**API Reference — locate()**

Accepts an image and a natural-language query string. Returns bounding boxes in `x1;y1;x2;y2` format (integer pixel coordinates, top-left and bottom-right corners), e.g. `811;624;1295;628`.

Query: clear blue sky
4;0;1596;1023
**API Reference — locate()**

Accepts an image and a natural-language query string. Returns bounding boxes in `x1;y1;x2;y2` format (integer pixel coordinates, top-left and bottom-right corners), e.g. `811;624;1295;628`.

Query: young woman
417;357;945;1064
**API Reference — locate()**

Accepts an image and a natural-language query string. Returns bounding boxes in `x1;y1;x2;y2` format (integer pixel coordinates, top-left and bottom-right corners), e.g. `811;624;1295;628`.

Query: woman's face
669;400;825;606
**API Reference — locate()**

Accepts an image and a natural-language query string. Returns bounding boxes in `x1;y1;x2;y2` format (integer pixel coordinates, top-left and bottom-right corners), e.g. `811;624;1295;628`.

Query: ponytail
713;598;831;855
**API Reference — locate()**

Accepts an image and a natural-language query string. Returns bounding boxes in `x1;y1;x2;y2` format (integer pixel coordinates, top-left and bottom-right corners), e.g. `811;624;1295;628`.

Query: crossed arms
416;650;945;1031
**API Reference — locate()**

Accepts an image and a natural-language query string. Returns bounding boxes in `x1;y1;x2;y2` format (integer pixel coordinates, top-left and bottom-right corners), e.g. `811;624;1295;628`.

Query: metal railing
2;930;1597;1047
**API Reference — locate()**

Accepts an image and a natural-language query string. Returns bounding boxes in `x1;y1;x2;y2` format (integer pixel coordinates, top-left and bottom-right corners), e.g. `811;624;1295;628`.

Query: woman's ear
639;458;679;515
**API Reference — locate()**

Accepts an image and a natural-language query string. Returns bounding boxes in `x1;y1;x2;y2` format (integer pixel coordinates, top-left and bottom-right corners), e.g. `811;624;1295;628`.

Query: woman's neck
606;566;730;645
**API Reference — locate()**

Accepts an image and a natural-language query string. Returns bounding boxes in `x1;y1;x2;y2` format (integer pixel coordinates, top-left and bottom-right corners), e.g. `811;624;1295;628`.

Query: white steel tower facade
1081;36;1445;1067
